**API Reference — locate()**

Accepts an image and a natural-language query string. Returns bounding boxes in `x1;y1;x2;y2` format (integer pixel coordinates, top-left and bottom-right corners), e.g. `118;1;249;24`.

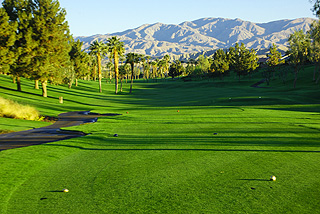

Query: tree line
1;0;320;97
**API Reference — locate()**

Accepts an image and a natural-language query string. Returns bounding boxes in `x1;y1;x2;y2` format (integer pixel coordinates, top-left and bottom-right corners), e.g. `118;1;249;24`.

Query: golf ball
270;176;276;181
63;189;69;192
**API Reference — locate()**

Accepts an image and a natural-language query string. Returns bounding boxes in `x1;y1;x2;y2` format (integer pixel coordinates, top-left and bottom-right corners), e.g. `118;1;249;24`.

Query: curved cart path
0;111;120;151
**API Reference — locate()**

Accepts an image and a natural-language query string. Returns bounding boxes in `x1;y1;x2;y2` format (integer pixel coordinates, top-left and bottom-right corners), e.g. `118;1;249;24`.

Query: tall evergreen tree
227;46;236;71
2;0;36;91
0;7;16;74
69;39;89;88
233;43;259;81
29;0;71;97
106;36;125;94
89;40;108;93
211;49;229;80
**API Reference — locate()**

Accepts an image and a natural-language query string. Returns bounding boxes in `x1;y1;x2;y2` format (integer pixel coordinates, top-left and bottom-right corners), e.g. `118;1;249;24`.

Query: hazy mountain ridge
75;17;315;57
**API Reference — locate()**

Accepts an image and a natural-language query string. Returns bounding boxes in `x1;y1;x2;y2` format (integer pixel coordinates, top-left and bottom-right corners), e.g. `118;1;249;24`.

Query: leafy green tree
0;7;16;74
106;36;125;94
265;44;285;85
168;60;184;79
211;49;229;80
287;30;311;88
126;52;140;94
89;40;108;93
197;55;211;73
186;58;196;75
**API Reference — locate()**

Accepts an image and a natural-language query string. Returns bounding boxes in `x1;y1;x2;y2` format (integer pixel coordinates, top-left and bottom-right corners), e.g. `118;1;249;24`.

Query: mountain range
75;17;315;58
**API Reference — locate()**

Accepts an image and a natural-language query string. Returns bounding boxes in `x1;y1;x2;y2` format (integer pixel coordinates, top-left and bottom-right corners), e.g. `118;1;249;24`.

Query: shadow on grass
237;179;270;182
0;85;111;109
44;143;320;153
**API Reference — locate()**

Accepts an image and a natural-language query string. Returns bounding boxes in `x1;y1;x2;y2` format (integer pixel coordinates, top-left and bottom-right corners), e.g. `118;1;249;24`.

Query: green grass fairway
1;67;320;213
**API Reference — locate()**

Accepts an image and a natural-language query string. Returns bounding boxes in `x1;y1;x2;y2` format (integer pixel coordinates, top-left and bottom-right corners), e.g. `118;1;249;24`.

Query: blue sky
58;0;316;36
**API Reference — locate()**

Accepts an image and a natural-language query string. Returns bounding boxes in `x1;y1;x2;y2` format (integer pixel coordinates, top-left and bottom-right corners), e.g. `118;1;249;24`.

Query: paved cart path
0;111;120;151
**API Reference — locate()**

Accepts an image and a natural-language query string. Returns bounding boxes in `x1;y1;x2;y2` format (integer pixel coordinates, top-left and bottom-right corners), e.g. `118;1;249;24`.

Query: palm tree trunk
130;63;134;94
109;69;112;83
93;66;97;81
98;54;102;93
68;80;73;89
120;78;123;92
114;51;119;94
35;80;39;89
42;80;48;97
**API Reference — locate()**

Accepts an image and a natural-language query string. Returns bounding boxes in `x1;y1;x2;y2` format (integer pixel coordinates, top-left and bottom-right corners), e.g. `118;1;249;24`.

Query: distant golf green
0;66;319;213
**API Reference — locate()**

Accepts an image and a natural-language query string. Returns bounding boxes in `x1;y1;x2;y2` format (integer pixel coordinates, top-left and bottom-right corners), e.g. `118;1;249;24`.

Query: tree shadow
237;179;270;182
43;143;320;153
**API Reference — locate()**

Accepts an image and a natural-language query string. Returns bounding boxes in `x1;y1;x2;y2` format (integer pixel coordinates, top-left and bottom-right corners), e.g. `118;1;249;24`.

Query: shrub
0;97;40;120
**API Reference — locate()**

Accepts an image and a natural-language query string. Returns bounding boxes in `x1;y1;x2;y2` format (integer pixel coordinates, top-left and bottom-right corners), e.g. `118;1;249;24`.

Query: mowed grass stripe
0;65;320;213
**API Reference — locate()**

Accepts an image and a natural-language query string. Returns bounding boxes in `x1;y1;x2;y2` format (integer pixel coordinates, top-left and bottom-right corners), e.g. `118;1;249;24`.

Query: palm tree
105;61;114;83
89;40;108;93
145;56;151;82
106;36;125;94
163;54;171;78
126;52;140;94
151;60;158;81
119;64;130;92
158;59;167;80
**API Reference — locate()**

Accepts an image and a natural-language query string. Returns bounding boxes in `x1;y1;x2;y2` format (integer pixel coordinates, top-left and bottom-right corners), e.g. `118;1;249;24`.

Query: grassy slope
0;67;320;213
